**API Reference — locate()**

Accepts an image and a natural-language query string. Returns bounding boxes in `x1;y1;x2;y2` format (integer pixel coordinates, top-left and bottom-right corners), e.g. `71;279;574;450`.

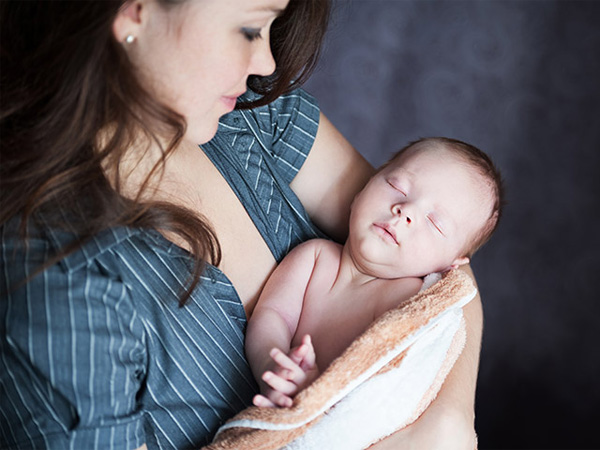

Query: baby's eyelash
386;180;406;195
242;28;262;41
428;216;445;235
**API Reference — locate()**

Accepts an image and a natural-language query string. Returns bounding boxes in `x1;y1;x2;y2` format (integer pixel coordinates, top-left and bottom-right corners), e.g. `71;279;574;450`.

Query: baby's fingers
268;391;293;408
262;371;299;397
253;394;276;408
254;392;292;408
270;348;304;380
297;335;316;371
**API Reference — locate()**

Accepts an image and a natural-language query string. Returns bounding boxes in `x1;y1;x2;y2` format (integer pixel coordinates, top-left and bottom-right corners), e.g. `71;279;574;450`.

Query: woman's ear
112;0;144;43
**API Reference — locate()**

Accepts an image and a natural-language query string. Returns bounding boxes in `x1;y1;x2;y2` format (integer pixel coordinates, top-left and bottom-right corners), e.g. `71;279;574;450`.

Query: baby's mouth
374;222;399;245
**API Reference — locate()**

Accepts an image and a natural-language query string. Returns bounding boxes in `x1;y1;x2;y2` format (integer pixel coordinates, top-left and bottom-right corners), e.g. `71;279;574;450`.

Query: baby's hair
389;137;505;258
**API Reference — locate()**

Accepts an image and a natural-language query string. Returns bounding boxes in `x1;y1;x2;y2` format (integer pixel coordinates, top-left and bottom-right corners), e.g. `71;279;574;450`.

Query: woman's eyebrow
251;3;286;17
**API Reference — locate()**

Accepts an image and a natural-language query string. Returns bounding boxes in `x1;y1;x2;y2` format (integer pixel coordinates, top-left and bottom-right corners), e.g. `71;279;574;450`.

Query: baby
246;137;503;408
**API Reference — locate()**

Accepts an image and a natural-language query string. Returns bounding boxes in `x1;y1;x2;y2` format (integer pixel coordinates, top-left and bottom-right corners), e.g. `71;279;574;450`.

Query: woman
0;0;480;448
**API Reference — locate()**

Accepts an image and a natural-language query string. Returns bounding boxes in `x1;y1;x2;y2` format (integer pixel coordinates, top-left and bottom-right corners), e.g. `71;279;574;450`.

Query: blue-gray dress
0;89;324;449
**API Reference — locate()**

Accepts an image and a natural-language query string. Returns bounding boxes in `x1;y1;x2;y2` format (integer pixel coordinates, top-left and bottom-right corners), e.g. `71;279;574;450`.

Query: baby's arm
245;240;323;407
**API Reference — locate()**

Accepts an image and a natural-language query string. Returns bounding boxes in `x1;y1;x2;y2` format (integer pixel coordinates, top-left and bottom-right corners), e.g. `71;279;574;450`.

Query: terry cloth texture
204;269;477;450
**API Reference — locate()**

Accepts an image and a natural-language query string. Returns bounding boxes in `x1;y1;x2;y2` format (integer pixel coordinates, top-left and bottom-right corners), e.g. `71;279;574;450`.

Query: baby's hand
253;335;319;408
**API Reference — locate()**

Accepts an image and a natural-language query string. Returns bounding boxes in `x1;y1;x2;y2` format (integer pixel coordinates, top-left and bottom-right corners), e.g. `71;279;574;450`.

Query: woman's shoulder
207;88;321;186
1;217;141;274
216;88;319;142
1;216;226;314
0;216;185;306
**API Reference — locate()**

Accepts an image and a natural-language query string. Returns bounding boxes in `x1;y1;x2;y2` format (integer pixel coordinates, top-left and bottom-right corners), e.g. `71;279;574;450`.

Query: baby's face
348;145;493;279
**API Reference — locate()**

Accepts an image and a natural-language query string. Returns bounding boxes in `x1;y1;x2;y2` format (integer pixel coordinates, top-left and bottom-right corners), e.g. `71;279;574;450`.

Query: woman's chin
192;121;221;146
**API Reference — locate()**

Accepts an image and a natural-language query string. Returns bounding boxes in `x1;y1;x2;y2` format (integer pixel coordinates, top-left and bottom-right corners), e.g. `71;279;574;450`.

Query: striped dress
0;89;324;449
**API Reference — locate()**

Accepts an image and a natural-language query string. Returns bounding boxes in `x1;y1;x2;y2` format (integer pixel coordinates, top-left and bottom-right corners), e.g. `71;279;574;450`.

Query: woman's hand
369;265;482;449
367;393;477;450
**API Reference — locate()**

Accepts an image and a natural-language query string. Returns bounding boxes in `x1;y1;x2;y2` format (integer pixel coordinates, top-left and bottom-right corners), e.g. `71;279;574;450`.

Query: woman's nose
250;39;276;77
392;204;412;224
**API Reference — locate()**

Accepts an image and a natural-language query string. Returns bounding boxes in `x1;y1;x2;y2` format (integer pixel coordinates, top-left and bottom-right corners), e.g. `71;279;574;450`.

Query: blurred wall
304;1;600;448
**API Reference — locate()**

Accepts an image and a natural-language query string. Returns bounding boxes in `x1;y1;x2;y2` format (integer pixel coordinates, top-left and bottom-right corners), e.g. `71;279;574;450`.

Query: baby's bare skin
293;239;423;370
246;142;496;408
246;238;423;407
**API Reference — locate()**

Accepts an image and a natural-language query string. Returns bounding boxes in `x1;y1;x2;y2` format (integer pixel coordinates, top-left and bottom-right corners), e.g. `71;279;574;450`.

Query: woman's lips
373;222;398;245
221;96;238;111
222;91;246;112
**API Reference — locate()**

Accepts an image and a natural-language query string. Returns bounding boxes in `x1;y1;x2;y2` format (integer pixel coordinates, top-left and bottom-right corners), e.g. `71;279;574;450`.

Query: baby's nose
392;204;412;224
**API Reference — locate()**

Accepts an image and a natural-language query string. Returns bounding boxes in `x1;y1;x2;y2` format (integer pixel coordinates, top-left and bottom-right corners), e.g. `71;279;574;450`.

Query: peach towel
204;269;477;450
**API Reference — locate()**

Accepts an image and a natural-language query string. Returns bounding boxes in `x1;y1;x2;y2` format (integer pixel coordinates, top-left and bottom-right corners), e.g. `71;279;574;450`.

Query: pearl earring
125;35;135;44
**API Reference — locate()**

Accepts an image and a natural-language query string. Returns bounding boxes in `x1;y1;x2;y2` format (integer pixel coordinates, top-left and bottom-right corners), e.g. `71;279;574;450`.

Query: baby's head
348;137;504;279
391;137;504;259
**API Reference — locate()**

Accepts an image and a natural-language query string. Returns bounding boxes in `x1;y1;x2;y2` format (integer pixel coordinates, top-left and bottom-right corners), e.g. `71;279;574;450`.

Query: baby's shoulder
387;276;424;299
289;239;342;284
312;239;343;262
373;277;424;319
291;238;342;258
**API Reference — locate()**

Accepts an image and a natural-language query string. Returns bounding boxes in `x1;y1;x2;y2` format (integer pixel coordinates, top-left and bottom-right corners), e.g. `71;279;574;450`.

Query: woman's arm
368;264;482;449
291;114;482;448
0;245;147;449
290;112;375;242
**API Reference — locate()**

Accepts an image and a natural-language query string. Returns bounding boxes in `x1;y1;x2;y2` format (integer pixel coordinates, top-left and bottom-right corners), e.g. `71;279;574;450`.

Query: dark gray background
304;1;600;448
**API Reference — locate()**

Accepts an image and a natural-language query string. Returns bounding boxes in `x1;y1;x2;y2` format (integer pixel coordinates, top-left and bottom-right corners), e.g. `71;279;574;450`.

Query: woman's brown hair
0;0;330;304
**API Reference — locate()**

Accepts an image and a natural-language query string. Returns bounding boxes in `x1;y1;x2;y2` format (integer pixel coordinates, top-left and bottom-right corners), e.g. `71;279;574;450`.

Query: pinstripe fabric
0;89;322;449
203;89;324;262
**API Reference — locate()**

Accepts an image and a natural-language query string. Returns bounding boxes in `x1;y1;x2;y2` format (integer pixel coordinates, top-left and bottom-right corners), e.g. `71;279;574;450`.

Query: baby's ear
449;256;470;270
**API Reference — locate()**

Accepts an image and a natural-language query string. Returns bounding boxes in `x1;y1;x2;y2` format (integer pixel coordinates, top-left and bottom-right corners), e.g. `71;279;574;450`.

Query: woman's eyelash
242;28;262;41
